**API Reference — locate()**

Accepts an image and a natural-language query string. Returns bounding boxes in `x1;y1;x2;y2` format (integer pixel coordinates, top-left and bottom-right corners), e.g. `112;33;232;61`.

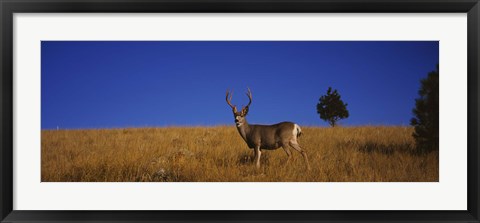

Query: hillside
41;126;438;182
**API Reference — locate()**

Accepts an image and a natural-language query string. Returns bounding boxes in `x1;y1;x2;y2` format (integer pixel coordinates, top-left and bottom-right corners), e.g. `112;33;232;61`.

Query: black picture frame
1;0;479;222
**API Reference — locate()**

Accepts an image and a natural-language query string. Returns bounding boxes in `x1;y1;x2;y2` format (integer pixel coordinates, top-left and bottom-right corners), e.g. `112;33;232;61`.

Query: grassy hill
41;126;438;182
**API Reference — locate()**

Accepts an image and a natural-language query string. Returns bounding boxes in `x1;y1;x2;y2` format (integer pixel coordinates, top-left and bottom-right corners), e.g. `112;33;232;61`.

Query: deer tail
294;124;302;137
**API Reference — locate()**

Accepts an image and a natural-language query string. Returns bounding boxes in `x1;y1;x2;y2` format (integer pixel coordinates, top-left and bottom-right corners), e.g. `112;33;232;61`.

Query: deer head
226;88;252;126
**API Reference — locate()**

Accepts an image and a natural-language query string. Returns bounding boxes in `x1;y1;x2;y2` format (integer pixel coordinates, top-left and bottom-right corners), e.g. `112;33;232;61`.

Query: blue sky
41;41;438;129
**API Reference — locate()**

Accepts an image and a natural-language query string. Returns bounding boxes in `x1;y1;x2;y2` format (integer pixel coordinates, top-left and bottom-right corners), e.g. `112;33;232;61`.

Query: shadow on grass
357;141;415;155
236;151;270;166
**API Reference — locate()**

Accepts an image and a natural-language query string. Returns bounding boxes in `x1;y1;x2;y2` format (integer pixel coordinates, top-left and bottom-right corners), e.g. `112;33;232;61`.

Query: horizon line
42;124;413;131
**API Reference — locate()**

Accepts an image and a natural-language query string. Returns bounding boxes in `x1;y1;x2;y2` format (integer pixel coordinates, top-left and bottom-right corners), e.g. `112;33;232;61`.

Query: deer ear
242;106;249;116
232;106;237;113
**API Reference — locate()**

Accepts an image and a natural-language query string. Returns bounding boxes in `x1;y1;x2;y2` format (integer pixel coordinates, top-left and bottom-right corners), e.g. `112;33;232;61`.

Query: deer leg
282;146;292;163
254;146;261;168
289;141;311;170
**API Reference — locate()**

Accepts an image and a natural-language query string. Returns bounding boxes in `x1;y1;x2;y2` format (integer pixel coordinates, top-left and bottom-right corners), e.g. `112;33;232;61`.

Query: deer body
227;89;310;170
237;121;299;150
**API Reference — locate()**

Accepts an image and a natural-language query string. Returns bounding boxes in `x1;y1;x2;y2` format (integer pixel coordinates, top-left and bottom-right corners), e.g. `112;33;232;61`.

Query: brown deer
226;88;311;170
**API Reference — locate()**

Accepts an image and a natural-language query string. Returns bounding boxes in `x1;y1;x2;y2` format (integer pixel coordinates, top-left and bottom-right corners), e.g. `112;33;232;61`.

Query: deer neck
236;118;250;141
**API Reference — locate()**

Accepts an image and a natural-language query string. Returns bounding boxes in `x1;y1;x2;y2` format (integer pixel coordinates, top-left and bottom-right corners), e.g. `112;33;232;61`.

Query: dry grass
41;126;438;182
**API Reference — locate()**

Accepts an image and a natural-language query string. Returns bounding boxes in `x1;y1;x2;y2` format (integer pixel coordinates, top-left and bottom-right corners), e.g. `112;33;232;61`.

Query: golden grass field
41;126;438;182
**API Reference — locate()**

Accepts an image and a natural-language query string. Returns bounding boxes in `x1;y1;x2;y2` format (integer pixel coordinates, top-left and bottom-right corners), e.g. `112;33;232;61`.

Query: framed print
1;0;479;222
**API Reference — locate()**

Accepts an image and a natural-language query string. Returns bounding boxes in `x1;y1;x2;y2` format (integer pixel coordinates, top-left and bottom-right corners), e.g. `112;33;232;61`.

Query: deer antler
226;90;237;112
245;88;252;108
240;88;252;116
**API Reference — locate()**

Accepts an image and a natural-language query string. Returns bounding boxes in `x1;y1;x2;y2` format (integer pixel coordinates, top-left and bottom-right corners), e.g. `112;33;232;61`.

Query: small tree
411;65;439;153
316;87;349;127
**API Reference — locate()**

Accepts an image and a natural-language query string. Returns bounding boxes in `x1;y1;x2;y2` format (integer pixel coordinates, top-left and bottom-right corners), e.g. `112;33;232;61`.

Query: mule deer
226;88;311;170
